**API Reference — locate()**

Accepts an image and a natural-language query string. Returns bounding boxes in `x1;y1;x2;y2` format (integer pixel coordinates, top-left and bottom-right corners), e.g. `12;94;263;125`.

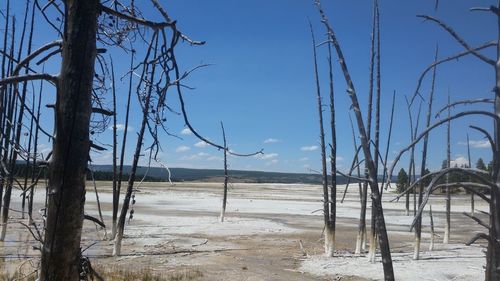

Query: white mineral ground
0;182;487;280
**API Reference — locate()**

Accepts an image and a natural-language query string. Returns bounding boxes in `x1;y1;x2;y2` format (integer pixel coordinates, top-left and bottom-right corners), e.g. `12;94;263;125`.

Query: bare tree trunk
357;0;377;256
113;52;134;239
369;1;381;262
365;0;377;261
443;92;451;244
309;24;333;257
0;17;16;241
467;133;474;215
404;96;416;217
315;2;394;278
429;205;435;251
350;116;366;255
410;103;423;220
486;30;499;275
414;46;438;260
111;57;118;239
28;78;43;224
114;34;158;256
219;122;229;222
327;40;337;257
20;0;35;221
40;0;98;279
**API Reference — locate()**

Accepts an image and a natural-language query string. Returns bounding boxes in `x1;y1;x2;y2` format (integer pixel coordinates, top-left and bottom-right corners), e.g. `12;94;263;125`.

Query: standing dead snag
41;1;98;279
310;23;335;257
215;123;261;223
414;46;439;260
444;92;451;244
0;0;203;277
114;32;159;256
220;122;229;222
429;205;435;251
327;38;337;257
369;0;382;262
315;1;395;279
111;57;118;239
386;5;500;279
467;133;474;215
112;51;134;240
358;0;377;258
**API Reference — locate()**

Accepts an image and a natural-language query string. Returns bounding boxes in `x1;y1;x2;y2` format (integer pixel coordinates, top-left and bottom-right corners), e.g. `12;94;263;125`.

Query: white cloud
181;152;222;162
301;145;318;151
108;124;133;132
265;159;279;166
451;156;469;167
180;128;192;135
458;139;490;149
299;157;309;162
336;156;344;162
175;145;190;152
207;156;223;161
90;151;113;165
194;141;209;148
261;153;278;160
264;138;280;144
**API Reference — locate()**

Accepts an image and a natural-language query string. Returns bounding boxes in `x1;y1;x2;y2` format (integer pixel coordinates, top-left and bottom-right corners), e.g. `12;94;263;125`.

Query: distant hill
91;165;385;184
12;161;396;184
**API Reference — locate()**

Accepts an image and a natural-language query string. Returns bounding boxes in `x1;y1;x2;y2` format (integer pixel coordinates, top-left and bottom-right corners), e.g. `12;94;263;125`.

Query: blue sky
7;0;497;174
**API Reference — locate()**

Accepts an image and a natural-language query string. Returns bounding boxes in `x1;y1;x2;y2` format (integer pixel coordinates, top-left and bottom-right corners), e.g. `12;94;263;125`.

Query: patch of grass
0;270;37;281
0;258;37;281
93;266;203;281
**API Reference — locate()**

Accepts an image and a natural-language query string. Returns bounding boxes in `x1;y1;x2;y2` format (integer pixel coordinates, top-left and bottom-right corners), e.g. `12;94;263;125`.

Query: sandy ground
0;181;488;280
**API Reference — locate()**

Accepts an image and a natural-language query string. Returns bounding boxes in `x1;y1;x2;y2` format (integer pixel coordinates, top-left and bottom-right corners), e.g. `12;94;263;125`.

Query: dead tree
217;123;260;223
404;97;422;217
0;1;202;278
113;33;159;256
361;0;377;258
40;1;98;279
444;92;451;244
112;51;134;239
467;133;474;215
327;38;338;257
349;114;367;254
369;1;382;262
386;4;500;278
315;1;395;279
429;205;435;250
220;122;229;222
110;57;118;239
414;46;439;260
310;24;335;257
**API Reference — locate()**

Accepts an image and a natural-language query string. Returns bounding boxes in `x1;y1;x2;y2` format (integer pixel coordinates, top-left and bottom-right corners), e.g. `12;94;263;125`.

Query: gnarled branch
417;15;495;65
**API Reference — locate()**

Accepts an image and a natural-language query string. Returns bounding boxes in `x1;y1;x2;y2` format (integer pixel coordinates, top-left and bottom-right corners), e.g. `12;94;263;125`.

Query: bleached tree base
0;225;6;241
355;229;366;254
443;227;450;244
324;226;335;257
219;208;225;223
111;224;117;241
368;233;378;262
113;229;123;256
413;236;421;260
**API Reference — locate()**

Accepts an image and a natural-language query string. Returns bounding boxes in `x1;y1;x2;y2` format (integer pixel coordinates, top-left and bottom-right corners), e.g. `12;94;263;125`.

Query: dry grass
93;266;204;281
0;258;37;281
0;271;36;281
